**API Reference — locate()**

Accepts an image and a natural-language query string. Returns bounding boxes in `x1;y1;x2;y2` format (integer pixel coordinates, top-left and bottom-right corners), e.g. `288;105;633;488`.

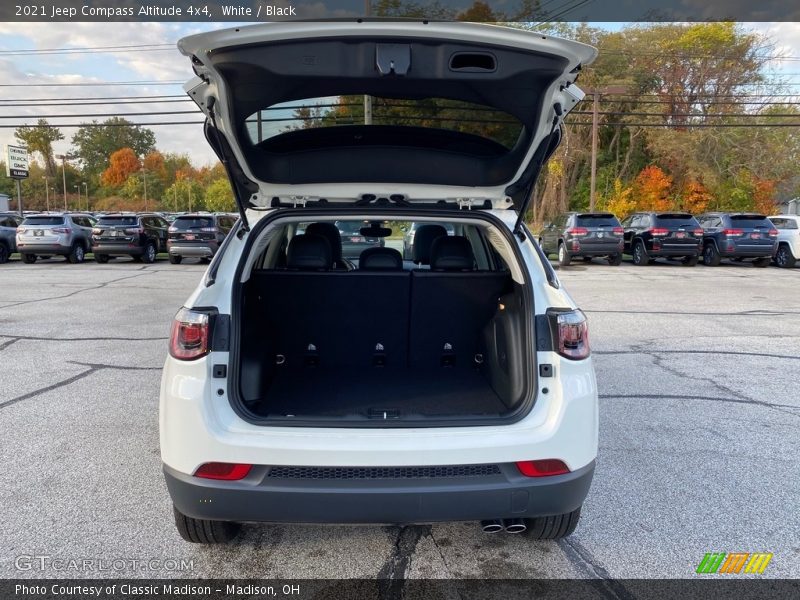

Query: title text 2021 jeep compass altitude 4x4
160;22;599;544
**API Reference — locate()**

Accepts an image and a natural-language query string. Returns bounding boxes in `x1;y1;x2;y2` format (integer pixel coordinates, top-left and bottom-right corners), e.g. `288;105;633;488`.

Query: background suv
0;212;23;264
16;213;96;263
167;213;237;264
91;213;170;263
621;212;703;266
769;215;799;268
697;213;777;267
539;212;624;266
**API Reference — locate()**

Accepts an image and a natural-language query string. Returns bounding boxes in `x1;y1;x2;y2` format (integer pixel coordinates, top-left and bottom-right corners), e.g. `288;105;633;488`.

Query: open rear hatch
177;21;596;228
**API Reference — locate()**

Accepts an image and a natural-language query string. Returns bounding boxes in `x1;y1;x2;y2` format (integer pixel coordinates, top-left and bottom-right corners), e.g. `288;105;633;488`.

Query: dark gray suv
696;213;777;267
0;212;23;264
539;212;624;266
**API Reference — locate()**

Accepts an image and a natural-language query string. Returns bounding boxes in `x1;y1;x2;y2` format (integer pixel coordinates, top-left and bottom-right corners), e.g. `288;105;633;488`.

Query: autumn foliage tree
680;180;713;214
633;166;673;212
101;148;141;188
600;179;636;218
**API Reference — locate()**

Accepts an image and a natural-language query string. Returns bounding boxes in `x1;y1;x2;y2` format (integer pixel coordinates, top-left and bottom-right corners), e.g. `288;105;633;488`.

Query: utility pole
74;184;80;210
83;182;88;211
590;91;599;212
56;154;69;211
142;166;148;211
586;85;627;212
43;176;49;211
363;0;372;125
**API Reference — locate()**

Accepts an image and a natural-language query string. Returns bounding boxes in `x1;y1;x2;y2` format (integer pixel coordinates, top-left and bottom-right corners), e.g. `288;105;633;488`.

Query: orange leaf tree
633;165;673;212
753;178;778;215
101;148;141;188
680;179;712;214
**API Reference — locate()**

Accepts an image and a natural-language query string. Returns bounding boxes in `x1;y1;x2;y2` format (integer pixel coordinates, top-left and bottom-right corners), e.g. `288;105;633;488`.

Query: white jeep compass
160;21;599;543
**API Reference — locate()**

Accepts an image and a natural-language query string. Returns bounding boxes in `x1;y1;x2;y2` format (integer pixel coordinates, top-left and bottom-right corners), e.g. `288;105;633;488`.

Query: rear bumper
719;246;776;258
15;242;70;255
647;246;701;257
164;461;594;524
168;242;216;257
92;243;144;256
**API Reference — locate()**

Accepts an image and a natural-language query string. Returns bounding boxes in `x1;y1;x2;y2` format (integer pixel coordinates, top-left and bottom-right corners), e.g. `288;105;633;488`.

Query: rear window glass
730;215;771;227
244;96;523;149
22;216;64;225
172;217;214;230
576;214;620;227
654;214;698;227
98;217;138;226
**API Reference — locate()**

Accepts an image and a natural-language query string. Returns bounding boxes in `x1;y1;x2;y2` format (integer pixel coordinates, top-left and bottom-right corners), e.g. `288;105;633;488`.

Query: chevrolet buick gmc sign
5;145;29;179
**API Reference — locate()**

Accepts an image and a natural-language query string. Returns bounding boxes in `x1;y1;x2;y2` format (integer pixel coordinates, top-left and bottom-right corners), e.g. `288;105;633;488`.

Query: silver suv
0;212;24;264
16;213;96;264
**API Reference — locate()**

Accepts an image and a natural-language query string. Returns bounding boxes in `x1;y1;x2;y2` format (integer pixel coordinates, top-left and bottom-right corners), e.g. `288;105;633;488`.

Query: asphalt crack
599;393;800;413
595;348;800;361
377;525;430;598
558;538;636;600
0;334;168;343
0;271;153;309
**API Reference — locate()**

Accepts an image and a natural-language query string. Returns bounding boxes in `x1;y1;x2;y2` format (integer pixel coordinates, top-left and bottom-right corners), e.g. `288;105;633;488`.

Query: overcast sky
1;21;798;168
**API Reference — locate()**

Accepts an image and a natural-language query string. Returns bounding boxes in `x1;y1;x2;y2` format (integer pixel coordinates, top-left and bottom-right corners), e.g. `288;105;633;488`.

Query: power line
0;121;203;128
0;42;174;54
0;80;184;87
0;110;200;119
571;110;800;118
0;94;185;102
0;99;192;107
0;47;176;56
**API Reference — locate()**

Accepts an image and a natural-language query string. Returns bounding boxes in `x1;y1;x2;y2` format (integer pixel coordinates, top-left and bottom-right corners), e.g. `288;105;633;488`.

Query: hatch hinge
290;195;309;208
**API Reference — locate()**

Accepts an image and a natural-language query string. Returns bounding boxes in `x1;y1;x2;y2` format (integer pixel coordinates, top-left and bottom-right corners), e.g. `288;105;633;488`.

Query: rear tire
169;254;182;265
557;243;571;267
173;506;241;544
67;243;85;264
774;245;796;268
0;243;9;264
632;240;648;266
607;254;622;266
142;242;157;264
753;257;771;268
523;507;582;540
94;254;110;264
21;253;37;264
682;255;699;267
702;243;721;266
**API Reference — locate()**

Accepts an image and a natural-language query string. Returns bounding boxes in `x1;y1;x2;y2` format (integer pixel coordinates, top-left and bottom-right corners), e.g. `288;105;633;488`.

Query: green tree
14;120;64;177
204;178;236;212
71;117;156;181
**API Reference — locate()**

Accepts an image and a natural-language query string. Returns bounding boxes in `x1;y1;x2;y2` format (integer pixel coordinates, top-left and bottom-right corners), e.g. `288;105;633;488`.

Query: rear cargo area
237;267;530;423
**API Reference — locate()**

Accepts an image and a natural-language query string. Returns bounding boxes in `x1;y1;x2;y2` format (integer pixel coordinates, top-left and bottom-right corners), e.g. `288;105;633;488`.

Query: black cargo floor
250;367;507;418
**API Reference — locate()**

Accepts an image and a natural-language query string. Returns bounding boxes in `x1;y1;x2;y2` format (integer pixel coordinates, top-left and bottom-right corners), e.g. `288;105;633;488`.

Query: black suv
539;212;624;266
167;213;237;264
621;212;703;266
696;212;777;267
91;213;169;263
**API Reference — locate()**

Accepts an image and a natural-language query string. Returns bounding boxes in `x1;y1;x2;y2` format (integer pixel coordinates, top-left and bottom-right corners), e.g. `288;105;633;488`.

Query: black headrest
430;236;475;271
286;234;332;270
306;222;343;263
412;224;448;264
359;247;403;271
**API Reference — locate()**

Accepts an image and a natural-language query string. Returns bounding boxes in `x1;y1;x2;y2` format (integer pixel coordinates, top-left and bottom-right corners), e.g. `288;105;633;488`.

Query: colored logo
696;552;772;574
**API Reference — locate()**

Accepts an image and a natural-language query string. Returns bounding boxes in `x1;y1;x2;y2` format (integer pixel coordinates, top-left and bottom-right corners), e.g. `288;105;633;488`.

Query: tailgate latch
376;44;411;76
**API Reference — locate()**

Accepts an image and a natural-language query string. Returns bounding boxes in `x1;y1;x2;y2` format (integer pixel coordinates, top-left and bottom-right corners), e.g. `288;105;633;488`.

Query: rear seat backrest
412;224;448;265
286;233;332;270
409;236;510;368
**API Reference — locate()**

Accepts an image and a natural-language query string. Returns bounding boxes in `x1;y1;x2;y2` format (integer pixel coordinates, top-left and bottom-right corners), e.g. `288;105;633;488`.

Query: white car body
769;215;800;267
160;21;599;540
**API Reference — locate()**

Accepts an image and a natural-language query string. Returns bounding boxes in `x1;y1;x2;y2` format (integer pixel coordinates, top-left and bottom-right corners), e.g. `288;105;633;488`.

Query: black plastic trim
164;461;594;524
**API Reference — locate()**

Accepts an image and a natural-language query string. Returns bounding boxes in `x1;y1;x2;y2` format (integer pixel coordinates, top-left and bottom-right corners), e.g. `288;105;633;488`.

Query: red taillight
722;228;743;237
553;309;590;360
650;227;669;237
768;229;778;238
567;227;588;236
194;462;252;480
692;228;704;236
516;459;570;477
52;227;71;234
169;308;210;360
612;227;624;235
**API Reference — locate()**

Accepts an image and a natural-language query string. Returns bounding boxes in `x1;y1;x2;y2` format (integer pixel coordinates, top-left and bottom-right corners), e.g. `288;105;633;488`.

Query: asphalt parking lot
1;256;798;580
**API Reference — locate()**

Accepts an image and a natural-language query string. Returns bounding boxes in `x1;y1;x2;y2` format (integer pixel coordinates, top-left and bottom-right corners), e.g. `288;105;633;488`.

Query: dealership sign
5;145;29;179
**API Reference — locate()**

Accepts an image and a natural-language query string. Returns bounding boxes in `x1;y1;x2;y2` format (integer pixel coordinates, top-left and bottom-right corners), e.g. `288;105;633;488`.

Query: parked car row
538;211;800;268
0;211;238;265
